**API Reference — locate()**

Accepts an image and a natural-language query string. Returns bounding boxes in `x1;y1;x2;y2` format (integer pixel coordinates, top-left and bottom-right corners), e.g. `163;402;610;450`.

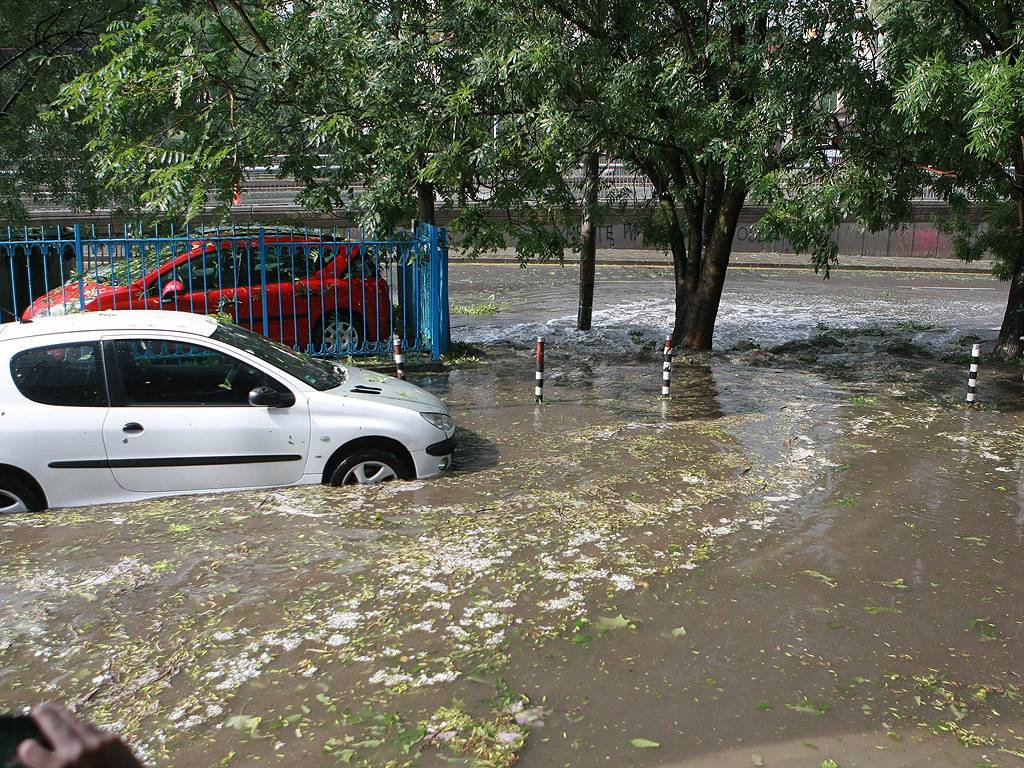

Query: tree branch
222;0;272;54
948;0;1003;54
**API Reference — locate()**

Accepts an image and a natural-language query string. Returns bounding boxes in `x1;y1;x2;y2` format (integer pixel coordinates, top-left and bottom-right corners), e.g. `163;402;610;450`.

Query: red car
22;235;391;353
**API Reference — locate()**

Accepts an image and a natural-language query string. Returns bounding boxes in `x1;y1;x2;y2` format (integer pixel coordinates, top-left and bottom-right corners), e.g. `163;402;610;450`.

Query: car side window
186;250;224;292
231;247;253;287
341;250;380;279
175;246;253;293
280;246;333;280
113;338;284;406
11;343;107;407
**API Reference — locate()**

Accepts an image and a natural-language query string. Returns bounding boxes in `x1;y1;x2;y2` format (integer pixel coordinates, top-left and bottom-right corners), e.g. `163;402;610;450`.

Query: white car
0;311;456;512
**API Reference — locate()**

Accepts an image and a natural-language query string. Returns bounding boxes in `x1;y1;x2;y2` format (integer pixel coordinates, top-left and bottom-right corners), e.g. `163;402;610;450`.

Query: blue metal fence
0;223;451;360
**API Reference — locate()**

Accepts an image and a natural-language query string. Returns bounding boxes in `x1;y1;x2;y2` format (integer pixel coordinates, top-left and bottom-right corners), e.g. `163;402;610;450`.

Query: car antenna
5;310;29;323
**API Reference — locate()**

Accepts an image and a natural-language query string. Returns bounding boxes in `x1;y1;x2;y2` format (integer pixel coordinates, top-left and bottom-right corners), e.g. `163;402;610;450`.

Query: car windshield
212;323;346;391
67;247;188;287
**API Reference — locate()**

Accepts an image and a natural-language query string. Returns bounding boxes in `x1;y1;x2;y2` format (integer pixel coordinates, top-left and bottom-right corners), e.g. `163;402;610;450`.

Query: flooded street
3;262;1024;767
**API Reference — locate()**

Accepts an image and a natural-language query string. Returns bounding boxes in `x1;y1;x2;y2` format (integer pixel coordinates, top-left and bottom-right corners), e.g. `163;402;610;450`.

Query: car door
158;244;254;327
101;336;311;494
275;244;322;350
259;245;294;346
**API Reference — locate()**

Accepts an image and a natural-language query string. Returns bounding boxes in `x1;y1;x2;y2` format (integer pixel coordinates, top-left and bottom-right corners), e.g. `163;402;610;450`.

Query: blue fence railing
0;223;451;360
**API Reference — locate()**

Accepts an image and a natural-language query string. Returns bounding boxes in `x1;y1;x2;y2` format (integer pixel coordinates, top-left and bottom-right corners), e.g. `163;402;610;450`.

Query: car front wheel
314;310;364;354
0;475;45;514
329;450;405;485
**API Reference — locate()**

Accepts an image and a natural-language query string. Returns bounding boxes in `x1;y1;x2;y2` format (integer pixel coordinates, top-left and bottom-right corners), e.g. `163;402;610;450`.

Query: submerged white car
0;311;456;512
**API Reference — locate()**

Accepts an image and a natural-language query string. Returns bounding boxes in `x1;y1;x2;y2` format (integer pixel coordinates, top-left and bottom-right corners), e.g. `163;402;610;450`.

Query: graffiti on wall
895;225;953;258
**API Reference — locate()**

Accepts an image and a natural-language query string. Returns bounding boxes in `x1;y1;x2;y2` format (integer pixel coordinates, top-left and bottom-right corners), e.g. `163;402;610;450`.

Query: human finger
16;737;59;768
31;702;94;751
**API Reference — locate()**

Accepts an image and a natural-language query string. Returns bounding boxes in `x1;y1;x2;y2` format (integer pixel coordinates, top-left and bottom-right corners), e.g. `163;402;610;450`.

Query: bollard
966;342;980;404
662;336;673;397
535;337;544;403
393;335;405;380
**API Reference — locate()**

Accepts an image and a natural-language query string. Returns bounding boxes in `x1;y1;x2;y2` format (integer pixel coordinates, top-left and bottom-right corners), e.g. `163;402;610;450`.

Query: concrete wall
9;201;968;259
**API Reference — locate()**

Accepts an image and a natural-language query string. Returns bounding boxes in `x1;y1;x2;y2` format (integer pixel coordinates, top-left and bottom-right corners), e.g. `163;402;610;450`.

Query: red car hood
24;281;112;318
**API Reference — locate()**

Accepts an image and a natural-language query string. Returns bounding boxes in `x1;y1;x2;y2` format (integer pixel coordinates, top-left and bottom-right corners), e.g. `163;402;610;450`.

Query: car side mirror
160;280;185;303
248;386;295;408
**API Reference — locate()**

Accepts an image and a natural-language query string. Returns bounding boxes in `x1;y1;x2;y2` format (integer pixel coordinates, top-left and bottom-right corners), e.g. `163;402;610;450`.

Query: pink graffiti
895;226;952;257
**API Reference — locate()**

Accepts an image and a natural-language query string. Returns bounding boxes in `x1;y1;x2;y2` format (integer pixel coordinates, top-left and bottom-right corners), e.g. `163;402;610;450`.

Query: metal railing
0;223;451;360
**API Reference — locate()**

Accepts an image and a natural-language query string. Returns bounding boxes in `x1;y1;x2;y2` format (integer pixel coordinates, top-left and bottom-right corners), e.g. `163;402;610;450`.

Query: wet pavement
2;262;1024;767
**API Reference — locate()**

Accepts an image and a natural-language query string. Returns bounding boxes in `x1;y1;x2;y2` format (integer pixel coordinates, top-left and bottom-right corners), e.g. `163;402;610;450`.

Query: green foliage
0;1;138;220
868;0;1024;356
39;0;880;348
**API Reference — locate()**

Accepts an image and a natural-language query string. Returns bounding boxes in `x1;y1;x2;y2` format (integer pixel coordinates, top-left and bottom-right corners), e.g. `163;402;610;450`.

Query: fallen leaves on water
880;578;910;591
786;698;830;715
800;570;836;588
631;737;660;748
966;617;998;639
598;614;633;629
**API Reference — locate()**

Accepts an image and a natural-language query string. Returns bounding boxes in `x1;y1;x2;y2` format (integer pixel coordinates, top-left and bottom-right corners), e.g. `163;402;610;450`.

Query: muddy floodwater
3;263;1024;768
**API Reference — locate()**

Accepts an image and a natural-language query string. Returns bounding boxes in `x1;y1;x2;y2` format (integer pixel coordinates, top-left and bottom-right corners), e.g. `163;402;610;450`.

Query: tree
56;0;502;233
55;0;884;351
459;0;882;348
0;0;137;220
873;0;1024;360
577;151;600;331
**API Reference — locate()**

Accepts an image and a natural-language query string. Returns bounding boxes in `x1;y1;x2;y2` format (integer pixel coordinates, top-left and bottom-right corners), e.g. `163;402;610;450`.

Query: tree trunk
993;196;1024;361
990;4;1021;361
671;185;747;350
577;151;599;331
417;180;435;226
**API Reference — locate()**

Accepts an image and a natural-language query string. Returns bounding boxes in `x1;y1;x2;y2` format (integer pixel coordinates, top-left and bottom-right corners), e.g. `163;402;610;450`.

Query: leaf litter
2;319;1024;764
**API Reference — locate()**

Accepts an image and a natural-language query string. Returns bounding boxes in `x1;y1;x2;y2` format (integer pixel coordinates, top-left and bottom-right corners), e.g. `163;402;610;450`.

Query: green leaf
598;614;631;629
787;699;830;715
631;738;660;748
967;618;998;639
799;570;836;587
225;715;261;731
671;626;687;637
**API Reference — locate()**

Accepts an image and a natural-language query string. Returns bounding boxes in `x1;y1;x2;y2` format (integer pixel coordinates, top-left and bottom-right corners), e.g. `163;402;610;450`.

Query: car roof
0;310;219;342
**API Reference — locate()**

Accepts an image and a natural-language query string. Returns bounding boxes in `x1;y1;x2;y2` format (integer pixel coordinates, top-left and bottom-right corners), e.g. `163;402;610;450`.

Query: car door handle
122;422;144;435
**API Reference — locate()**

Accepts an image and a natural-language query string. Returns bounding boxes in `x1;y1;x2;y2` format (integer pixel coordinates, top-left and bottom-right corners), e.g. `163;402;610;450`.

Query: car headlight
421;412;454;432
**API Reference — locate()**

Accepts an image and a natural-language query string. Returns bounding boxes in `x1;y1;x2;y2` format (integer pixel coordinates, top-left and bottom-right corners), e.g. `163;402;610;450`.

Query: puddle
1;264;1023;766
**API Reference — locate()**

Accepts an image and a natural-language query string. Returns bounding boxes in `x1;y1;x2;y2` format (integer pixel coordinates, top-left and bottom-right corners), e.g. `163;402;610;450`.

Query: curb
452;255;995;275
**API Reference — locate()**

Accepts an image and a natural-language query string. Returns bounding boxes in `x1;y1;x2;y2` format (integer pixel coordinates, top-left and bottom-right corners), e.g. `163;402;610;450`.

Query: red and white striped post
662;336;673;397
393;335;405;380
966;342;980;404
535;337;544;403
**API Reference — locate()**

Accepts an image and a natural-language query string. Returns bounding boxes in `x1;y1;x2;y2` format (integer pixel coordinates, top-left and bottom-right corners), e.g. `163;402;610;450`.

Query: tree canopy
0;0;138;220
13;0;1024;352
871;0;1024;359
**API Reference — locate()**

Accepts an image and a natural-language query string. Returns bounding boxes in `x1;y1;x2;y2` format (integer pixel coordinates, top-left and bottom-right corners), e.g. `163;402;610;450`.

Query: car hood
328;366;449;414
29;281;109;311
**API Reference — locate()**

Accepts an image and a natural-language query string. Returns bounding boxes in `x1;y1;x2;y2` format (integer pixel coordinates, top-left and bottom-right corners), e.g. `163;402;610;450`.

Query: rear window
11;342;107;407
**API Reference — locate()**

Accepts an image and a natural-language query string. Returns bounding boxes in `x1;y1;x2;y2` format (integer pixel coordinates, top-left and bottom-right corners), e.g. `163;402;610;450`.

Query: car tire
0;474;45;514
328;450;405;486
314;310;364;354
